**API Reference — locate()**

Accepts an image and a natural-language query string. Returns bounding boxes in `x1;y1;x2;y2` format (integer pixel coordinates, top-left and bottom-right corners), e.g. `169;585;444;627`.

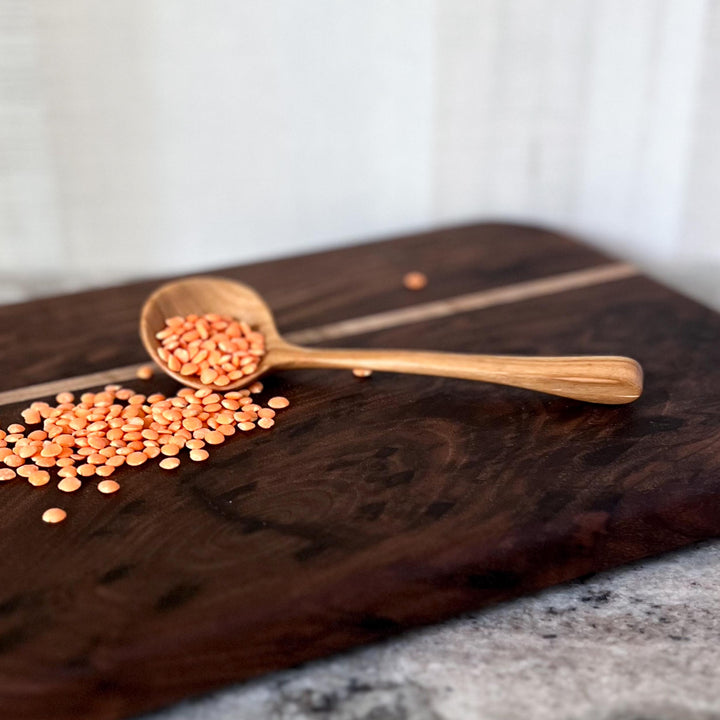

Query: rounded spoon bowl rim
139;275;281;392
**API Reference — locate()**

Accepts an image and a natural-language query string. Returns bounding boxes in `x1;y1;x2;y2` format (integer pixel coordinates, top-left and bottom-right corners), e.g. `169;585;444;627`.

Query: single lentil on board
42;507;67;524
403;271;428;291
352;368;373;378
136;365;154;380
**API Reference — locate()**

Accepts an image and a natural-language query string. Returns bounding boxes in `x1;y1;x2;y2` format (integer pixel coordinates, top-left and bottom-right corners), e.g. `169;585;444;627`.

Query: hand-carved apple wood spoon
140;277;643;404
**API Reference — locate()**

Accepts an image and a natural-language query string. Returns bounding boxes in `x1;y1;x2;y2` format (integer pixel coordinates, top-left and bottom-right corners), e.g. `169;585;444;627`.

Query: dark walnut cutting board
1;223;720;719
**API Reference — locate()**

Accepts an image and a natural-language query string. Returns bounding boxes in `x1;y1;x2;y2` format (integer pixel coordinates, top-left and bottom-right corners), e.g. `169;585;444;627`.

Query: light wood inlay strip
0;262;638;407
0;365;152;409
288;263;638;344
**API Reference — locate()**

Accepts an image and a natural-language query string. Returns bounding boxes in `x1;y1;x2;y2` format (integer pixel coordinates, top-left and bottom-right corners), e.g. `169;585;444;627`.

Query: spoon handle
276;346;643;404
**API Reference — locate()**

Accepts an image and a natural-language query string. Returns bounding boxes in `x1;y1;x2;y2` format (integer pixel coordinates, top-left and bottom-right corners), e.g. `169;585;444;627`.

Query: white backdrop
1;0;719;304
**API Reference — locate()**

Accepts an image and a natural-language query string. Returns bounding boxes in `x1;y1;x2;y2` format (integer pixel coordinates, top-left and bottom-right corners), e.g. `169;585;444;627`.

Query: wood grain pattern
1;223;719;719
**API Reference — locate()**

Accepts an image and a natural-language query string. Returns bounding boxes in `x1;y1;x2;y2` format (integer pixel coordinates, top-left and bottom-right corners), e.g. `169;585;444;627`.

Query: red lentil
42;507;67;524
28;470;50;486
126;452;148;466
97;480;120;494
403;271;427;290
267;396;289;409
136;365;154;380
21;408;41;425
352;368;373;378
189;448;209;462
58;477;82;493
204;431;224;445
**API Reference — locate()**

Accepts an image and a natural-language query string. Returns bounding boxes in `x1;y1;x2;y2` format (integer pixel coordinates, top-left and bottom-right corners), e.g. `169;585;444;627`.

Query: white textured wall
1;0;719;305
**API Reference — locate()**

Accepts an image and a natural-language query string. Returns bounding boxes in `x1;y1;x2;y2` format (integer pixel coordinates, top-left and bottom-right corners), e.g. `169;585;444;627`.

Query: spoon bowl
140;276;280;390
140;276;644;403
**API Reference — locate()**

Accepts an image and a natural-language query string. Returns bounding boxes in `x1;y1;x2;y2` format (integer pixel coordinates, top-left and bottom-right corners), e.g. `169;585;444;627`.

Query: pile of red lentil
156;313;265;387
0;314;289;525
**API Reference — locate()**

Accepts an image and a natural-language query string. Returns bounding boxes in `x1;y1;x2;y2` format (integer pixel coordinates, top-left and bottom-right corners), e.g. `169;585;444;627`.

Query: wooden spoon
140;276;643;404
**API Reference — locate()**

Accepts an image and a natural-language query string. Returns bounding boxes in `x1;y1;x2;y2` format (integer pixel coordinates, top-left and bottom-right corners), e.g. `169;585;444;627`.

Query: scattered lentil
136;365;154;380
97;480;120;494
126;452;148;466
204;431;224;445
403;271;428;290
1;379;287;524
4;454;23;468
58;477;82;493
267;396;289;409
352;368;373;378
41;442;62;457
28;470;50;486
21;408;41;425
42;507;67;524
